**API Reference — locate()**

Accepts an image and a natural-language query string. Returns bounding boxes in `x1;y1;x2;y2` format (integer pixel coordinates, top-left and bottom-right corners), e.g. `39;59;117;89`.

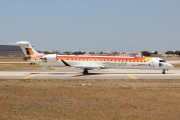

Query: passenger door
149;60;155;67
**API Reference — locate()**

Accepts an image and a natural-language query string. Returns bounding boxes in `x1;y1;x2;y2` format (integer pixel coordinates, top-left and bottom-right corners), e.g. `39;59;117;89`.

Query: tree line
141;51;180;56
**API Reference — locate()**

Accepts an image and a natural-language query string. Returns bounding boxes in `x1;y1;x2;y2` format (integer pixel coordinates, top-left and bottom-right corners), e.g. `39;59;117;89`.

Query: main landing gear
162;69;166;74
83;69;88;75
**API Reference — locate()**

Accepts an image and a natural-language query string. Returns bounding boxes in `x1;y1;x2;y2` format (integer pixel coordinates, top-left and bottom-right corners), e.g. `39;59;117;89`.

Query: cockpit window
159;60;166;62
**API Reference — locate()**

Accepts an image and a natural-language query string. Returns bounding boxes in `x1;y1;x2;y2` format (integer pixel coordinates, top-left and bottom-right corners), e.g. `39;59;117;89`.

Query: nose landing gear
162;69;166;74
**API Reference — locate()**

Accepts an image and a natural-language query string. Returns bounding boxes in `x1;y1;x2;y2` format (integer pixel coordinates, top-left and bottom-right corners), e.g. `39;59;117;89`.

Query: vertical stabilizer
16;41;43;57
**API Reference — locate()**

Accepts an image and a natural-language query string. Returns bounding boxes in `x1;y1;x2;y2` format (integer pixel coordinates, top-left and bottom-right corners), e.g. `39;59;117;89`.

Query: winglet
61;60;70;66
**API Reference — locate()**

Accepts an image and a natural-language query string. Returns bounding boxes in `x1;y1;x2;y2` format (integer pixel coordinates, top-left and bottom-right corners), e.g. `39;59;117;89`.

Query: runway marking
129;75;138;79
21;75;35;80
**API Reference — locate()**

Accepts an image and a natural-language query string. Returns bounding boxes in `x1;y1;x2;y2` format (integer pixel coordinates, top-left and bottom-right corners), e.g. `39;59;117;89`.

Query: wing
72;65;103;70
61;60;104;70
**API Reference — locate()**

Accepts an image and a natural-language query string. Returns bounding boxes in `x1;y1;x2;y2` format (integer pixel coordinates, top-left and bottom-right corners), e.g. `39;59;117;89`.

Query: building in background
0;45;24;56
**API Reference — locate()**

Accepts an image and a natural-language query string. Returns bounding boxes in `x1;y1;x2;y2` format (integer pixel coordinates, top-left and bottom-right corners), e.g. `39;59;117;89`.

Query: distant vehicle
17;41;174;74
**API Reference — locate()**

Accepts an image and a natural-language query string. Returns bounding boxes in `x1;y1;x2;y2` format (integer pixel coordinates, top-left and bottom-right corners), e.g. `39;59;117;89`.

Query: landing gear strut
162;69;166;74
83;69;88;75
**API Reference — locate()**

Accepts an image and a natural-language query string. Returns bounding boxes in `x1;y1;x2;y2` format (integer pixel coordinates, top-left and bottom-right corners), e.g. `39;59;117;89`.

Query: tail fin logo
26;48;34;55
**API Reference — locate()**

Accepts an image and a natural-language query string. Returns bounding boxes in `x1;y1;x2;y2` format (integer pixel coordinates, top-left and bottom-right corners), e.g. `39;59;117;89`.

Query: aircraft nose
167;63;174;69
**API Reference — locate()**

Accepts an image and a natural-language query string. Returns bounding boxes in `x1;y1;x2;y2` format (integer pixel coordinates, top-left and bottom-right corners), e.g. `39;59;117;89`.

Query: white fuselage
16;41;174;74
28;55;174;71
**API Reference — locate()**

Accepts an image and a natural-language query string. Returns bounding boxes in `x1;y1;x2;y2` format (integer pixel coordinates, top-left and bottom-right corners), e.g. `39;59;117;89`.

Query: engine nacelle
41;54;57;62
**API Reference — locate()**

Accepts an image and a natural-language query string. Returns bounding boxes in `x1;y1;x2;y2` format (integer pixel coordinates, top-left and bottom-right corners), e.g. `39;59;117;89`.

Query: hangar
0;45;23;56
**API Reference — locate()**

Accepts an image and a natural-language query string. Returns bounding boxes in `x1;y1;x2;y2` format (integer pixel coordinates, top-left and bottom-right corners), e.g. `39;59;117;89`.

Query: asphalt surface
0;68;180;80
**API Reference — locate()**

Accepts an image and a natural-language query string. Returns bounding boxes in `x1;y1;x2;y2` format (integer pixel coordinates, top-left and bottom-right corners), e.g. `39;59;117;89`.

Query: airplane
16;41;174;74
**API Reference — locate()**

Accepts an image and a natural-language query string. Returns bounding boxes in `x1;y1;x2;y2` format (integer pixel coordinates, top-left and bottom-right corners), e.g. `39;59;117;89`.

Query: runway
0;68;180;79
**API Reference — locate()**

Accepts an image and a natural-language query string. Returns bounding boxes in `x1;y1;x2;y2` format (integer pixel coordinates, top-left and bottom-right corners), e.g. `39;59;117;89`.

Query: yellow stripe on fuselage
143;57;152;62
27;56;153;63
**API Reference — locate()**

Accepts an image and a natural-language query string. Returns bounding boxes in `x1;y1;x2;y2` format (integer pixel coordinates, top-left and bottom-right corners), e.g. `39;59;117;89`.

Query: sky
0;0;180;52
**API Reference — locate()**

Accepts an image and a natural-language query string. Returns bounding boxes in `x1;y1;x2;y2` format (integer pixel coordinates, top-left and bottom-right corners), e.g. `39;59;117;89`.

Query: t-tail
16;41;43;57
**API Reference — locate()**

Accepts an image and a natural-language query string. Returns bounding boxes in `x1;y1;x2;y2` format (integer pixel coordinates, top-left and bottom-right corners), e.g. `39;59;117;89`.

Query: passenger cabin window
159;60;166;62
42;58;47;60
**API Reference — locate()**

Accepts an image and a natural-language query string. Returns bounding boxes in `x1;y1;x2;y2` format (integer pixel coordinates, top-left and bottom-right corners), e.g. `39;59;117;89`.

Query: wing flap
72;65;104;70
